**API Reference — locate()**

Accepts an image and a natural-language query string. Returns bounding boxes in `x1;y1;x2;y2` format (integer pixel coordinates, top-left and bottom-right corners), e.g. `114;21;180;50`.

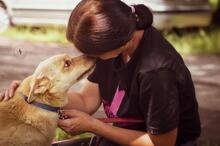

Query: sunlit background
0;0;220;145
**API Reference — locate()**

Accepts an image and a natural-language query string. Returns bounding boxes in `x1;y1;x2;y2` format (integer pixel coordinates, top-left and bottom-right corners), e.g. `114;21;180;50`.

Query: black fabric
88;26;201;146
176;141;197;146
139;69;179;135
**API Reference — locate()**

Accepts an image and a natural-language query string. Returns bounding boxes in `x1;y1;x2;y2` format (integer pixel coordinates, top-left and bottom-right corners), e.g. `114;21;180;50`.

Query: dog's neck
16;76;67;107
32;92;67;107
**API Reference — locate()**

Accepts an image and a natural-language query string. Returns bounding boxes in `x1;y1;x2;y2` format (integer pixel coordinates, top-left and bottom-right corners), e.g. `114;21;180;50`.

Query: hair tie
129;5;139;22
129;5;135;14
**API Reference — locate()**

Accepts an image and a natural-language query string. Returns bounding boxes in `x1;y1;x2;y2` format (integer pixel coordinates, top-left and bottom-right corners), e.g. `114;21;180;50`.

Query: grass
164;26;220;55
1;0;220;55
0;26;68;44
209;0;219;10
1;25;220;55
55;128;93;141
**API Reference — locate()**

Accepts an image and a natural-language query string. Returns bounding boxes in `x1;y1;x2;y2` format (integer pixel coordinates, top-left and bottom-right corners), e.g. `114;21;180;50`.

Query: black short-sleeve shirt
88;27;201;145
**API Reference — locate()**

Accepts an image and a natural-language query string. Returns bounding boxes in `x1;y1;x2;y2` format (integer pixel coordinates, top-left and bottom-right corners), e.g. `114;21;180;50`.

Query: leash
22;96;144;124
94;118;144;146
21;94;144;145
97;117;144;123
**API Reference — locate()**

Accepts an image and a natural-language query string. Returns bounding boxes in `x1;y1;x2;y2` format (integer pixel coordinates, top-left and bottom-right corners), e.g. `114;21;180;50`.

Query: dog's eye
64;60;72;68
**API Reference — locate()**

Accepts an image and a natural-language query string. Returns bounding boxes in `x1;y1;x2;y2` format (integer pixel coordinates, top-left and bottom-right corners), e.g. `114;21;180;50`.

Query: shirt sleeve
139;69;179;135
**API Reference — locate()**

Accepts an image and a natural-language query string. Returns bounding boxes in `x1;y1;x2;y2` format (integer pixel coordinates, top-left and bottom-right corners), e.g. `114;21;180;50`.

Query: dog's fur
0;54;94;146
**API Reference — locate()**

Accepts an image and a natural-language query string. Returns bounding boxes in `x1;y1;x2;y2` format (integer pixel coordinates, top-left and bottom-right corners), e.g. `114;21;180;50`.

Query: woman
0;0;201;146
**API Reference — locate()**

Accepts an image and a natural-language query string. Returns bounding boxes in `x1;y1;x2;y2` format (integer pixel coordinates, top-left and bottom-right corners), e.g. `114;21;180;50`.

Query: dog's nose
70;55;96;64
79;55;96;62
85;55;96;60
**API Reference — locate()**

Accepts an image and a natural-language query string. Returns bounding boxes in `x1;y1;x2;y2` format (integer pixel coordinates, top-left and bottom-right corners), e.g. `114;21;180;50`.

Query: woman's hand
0;80;21;101
58;109;98;135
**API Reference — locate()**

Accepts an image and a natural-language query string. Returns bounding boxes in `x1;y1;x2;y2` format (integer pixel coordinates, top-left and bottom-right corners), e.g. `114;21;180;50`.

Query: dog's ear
28;76;50;103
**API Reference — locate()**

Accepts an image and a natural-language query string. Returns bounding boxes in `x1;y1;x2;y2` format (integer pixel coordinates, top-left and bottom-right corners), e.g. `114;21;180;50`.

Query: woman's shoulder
138;27;186;74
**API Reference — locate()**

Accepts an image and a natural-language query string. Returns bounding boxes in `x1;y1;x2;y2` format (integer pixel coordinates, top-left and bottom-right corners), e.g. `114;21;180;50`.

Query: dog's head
24;54;95;106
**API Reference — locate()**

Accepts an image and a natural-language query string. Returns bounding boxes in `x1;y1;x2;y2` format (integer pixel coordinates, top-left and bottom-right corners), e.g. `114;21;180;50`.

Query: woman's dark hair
67;0;153;55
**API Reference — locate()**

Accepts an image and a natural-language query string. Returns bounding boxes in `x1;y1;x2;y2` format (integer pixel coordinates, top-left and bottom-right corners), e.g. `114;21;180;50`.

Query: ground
0;37;219;146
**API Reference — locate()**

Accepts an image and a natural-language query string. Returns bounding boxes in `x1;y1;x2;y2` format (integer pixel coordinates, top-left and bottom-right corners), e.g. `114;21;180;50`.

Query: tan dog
0;54;95;146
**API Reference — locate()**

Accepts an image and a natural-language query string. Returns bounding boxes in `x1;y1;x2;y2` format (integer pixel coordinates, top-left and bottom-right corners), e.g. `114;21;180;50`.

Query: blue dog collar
23;96;60;113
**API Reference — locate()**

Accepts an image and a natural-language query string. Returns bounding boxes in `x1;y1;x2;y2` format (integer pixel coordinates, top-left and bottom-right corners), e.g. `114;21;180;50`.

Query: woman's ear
28;76;50;103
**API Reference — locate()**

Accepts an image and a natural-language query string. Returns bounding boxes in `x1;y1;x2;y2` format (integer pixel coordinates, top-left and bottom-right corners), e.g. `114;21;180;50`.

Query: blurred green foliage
1;25;220;55
0;0;220;56
209;0;219;10
55;128;93;142
164;27;220;55
0;26;68;44
55;128;73;141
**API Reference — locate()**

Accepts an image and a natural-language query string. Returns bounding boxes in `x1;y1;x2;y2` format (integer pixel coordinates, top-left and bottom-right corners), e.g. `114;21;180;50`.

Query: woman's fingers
3;89;10;101
0;80;21;102
58;109;95;134
9;80;20;97
58;118;73;128
61;109;82;117
0;92;5;101
58;118;77;134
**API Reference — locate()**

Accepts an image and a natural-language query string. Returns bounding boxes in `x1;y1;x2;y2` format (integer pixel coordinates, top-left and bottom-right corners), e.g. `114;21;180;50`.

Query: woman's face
95;46;127;60
96;30;143;60
92;39;132;60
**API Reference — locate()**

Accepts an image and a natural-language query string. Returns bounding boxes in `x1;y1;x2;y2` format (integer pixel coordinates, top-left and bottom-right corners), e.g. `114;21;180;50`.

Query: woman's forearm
64;92;87;112
64;80;101;114
64;91;101;115
91;119;154;146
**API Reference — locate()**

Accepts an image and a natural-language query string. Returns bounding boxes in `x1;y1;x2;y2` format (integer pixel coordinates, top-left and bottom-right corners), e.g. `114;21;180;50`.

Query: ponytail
131;4;153;30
